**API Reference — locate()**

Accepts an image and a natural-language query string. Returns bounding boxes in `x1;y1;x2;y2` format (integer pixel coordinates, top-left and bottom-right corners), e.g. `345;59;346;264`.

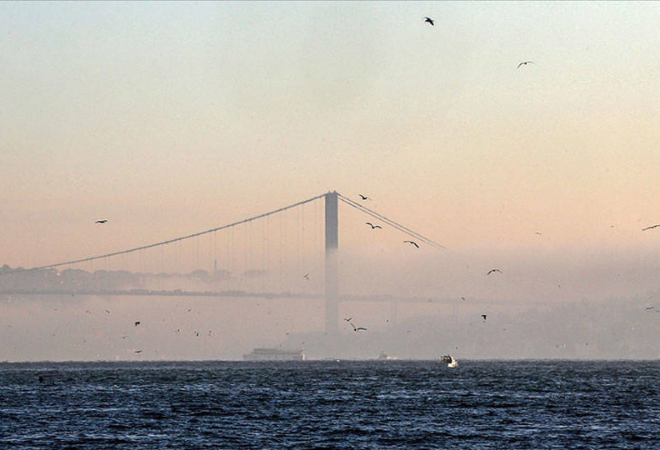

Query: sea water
0;360;658;449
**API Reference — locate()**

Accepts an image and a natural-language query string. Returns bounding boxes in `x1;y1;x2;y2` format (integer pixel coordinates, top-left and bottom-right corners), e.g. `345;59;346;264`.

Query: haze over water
2;2;660;361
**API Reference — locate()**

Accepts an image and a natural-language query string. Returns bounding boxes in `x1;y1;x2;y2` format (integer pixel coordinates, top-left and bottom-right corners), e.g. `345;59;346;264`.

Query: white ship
243;348;305;361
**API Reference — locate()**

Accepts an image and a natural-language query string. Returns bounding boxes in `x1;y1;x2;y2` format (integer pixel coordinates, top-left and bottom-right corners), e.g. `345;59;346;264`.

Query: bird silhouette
404;240;420;248
344;317;352;322
95;219;108;224
366;222;382;229
350;322;367;332
359;194;369;200
134;321;141;327
517;61;535;68
642;224;660;231
481;314;487;321
487;269;502;275
134;350;142;354
645;306;655;311
304;273;310;281
424;17;434;26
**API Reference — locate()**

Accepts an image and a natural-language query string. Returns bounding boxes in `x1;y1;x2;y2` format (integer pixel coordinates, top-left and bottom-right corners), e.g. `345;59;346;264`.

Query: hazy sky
4;1;660;362
3;3;660;361
4;1;660;264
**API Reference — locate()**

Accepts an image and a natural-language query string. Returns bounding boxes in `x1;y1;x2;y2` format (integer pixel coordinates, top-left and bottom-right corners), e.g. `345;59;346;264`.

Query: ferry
243;348;305;361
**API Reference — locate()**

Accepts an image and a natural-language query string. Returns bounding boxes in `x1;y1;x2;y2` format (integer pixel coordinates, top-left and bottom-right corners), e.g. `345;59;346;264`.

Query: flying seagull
366;222;382;229
304;273;310;281
487;269;502;275
134;350;142;354
344;317;352;322
481;314;487;321
359;194;369;200
424;17;434;26
134;321;141;327
95;219;108;224
350;322;367;332
404;240;420;248
642;224;660;231
517;61;535;68
645;306;655;311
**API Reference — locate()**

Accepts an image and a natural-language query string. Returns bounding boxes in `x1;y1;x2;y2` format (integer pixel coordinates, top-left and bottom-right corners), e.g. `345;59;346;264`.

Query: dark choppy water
1;360;659;449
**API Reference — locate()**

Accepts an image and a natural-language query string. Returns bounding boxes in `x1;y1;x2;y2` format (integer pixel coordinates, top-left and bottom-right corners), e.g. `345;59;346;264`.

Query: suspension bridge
1;191;452;336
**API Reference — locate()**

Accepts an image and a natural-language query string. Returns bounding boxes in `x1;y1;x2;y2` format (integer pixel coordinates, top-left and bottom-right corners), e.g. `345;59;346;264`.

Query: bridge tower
324;191;339;336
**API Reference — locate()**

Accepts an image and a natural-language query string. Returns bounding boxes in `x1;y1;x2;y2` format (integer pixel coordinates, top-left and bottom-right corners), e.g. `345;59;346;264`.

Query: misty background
2;237;659;361
2;2;660;361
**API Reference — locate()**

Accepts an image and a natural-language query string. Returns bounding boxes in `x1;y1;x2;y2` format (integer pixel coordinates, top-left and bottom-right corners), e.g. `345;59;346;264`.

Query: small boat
377;351;397;360
440;354;458;368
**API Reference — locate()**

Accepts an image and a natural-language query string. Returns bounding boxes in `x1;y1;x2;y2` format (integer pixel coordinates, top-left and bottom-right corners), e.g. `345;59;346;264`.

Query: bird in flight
424;17;434;26
404;240;420;248
487;269;502;275
134;321;141;327
645;306;655;311
344;317;352;322
366;222;382;229
134;350;143;354
359;194;369;200
481;314;487;321
461;297;466;301
304;273;310;281
350;322;367;332
517;61;535;68
95;219;108;224
642;224;660;231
